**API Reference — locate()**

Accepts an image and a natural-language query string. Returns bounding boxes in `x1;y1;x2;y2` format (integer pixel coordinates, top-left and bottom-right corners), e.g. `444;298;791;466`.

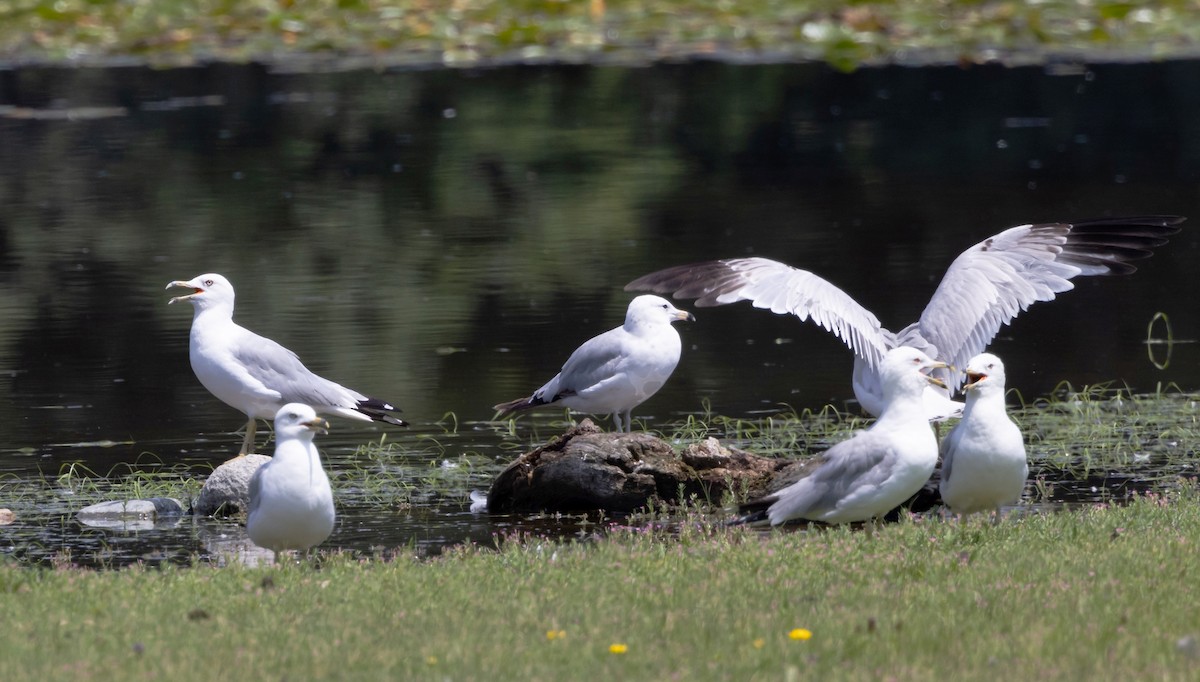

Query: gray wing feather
807;432;898;510
627;257;891;369
914;216;1183;381
939;426;958;489
247;463;265;516
537;328;630;399
770;431;897;519
913;224;1077;378
232;332;364;409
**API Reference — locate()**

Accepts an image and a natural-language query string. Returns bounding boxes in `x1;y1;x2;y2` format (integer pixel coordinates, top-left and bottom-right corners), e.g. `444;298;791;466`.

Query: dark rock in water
194;454;270;516
487;419;784;513
487;419;942;518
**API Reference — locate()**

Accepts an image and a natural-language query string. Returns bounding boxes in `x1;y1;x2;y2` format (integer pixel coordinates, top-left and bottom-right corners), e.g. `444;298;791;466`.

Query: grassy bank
2;487;1198;680
1;0;1197;69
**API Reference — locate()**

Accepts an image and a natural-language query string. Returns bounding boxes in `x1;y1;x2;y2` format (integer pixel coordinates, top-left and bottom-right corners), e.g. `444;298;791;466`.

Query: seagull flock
166;215;1182;555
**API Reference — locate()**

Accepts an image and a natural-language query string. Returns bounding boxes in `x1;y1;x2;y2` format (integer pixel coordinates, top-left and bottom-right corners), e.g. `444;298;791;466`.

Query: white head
879;346;949;401
166;273;236;312
624;295;695;329
273;403;330;442
963;353;1007;395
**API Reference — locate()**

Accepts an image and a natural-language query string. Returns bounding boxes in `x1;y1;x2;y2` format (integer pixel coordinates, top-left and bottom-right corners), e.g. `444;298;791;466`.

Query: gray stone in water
487;419;783;514
194;454;271;516
77;498;185;520
77;497;186;530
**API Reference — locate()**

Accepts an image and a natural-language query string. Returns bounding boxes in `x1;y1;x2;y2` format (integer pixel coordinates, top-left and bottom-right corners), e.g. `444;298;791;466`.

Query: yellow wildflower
609;643;629;654
788;628;813;641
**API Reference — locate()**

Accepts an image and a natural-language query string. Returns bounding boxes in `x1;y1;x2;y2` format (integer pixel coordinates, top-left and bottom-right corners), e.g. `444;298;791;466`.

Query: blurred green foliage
1;0;1197;69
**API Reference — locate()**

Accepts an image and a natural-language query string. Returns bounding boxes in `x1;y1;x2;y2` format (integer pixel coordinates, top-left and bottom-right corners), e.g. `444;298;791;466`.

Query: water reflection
1;59;1198;566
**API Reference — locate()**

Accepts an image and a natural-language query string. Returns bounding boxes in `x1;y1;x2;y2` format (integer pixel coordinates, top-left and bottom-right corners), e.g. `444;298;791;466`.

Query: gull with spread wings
627;216;1183;420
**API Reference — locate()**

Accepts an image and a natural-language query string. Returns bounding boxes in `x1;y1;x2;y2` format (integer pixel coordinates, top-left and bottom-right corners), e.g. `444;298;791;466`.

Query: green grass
2;489;1199;680
2;393;1198;676
1;0;1197;70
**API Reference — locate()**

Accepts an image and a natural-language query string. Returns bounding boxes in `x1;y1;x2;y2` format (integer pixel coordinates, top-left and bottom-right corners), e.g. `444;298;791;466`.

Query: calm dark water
1;59;1198;566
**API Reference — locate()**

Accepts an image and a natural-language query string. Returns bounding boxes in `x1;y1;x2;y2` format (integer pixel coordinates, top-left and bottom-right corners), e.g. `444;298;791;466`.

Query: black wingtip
726;508;770;527
726;494;777;527
1058;215;1185;276
377;414;409;427
492;394;551;418
1070;214;1185;231
625;261;721;293
625;260;751;307
356;397;409;427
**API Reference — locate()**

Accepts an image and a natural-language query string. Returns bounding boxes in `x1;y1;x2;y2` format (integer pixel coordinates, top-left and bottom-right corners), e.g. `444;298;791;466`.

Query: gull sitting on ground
939;353;1028;522
247;403;335;561
167;273;406;455
733;346;948;528
626;216;1183;421
493;295;695;432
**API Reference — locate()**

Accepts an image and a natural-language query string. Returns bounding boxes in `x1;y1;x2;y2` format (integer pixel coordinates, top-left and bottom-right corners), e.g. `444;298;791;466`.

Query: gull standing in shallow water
938;353;1028;521
493;295;695;432
626;216;1183;420
167;273;406;455
247;403;335;560
734;347;947;527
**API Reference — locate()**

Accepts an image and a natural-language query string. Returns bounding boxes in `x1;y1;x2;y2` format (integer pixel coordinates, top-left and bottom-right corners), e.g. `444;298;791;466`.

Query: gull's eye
661;304;668;310
204;279;214;287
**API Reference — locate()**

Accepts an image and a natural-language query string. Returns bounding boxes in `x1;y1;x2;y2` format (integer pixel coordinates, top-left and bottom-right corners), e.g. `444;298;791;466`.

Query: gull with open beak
166;273;405;456
734;347;948;527
939;352;1028;521
493;295;695;432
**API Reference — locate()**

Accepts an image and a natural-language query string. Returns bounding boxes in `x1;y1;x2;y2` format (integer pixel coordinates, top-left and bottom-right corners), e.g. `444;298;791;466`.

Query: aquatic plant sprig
661;402;870;459
1019;383;1199;484
334;435;418;507
336;434;496;507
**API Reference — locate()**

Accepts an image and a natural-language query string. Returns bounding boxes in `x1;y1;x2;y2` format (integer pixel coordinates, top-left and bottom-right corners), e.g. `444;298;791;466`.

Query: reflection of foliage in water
0;60;1196;469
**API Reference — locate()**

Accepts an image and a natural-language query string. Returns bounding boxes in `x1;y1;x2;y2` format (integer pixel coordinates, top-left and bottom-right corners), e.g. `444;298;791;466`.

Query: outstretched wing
626;257;892;369
911;215;1183;378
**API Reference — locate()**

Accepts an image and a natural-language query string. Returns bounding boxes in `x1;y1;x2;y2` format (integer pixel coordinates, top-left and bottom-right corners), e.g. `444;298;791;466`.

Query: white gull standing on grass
938;353;1028;521
167;273;406;455
493;295;695;432
626;215;1183;420
247;403;335;560
733;346;947;527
